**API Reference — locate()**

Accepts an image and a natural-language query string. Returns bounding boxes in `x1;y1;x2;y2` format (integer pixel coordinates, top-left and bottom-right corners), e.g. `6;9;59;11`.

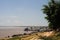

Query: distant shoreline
0;26;48;27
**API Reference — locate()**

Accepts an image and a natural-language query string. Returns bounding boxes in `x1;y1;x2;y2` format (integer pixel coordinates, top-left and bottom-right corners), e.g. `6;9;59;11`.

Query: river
0;26;32;38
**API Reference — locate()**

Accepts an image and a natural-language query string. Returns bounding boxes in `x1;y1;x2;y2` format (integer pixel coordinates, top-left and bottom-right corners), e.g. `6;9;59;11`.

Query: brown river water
0;27;32;38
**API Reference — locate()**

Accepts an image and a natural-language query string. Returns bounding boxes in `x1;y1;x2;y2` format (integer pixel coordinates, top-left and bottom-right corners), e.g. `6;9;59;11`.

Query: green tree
42;0;60;31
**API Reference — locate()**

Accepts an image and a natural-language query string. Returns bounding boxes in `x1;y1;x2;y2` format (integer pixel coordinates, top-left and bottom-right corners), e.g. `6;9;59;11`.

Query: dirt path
21;31;54;40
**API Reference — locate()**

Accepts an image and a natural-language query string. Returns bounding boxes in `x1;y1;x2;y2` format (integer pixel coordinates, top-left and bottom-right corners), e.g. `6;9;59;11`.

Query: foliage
24;27;29;31
42;0;60;31
8;36;21;40
40;36;52;40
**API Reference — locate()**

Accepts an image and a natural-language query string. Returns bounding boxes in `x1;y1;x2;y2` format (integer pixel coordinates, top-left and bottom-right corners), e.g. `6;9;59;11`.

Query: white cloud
0;16;24;26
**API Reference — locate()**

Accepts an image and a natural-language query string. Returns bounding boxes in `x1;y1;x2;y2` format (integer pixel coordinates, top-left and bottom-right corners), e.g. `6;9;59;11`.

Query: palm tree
42;0;60;31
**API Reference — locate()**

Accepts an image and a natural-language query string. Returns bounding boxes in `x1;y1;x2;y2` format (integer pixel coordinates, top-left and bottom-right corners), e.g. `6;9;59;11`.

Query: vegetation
8;36;21;40
24;27;29;31
42;0;60;31
42;0;60;39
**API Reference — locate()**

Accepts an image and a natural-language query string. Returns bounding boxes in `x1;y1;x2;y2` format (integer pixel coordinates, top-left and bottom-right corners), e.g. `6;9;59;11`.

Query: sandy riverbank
0;31;54;40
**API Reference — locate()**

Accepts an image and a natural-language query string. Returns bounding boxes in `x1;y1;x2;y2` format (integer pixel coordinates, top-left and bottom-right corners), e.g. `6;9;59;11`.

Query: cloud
0;16;24;26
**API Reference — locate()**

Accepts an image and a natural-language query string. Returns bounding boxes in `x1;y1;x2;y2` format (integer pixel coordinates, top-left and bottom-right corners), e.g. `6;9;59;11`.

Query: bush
8;36;21;40
40;36;52;40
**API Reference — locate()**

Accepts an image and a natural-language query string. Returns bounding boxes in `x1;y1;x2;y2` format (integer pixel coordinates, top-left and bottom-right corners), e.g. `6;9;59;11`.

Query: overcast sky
0;0;49;26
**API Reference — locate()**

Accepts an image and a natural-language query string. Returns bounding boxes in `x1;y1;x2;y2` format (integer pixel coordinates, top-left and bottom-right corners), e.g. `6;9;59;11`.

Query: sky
0;0;49;26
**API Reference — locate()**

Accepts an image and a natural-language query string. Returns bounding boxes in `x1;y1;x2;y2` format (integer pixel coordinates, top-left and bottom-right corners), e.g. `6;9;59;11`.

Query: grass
8;36;21;40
